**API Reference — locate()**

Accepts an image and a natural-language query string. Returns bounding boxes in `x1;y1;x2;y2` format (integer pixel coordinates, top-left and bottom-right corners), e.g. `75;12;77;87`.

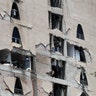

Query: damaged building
0;0;96;96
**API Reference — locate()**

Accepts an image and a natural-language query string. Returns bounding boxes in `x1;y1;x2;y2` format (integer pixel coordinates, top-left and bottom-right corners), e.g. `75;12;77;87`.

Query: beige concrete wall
0;0;96;96
35;0;96;96
0;1;36;54
0;65;34;96
0;1;36;96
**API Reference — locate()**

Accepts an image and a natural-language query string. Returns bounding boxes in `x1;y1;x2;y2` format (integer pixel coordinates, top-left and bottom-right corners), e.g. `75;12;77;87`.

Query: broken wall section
0;0;36;55
0;69;34;96
0;48;35;72
66;41;92;64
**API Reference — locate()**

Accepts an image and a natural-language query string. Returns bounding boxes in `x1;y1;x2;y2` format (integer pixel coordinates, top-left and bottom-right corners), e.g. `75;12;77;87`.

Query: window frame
77;24;85;40
12;27;21;44
11;2;20;20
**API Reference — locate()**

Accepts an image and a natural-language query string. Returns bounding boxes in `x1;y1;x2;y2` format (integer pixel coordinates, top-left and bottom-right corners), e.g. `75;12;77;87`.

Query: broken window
14;77;23;95
75;46;86;62
12;27;21;44
53;83;67;96
80;67;88;86
0;48;33;70
0;49;11;64
50;0;62;8
51;58;65;79
49;12;63;31
11;52;33;70
11;2;20;19
77;24;85;40
50;34;64;54
67;43;86;62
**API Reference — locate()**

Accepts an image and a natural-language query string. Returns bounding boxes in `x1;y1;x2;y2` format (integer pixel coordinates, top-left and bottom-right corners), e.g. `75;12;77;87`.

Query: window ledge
12;42;22;48
0;64;36;77
66;56;87;67
48;6;63;15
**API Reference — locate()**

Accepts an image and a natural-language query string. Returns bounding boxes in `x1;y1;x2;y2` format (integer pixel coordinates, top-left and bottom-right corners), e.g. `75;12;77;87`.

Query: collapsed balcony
0;48;34;71
49;12;63;31
51;58;65;79
11;52;33;70
50;0;62;8
50;34;64;55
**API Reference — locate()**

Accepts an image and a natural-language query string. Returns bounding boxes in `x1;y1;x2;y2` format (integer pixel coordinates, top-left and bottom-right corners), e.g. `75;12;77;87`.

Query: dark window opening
14;77;23;95
67;43;86;62
0;48;34;71
51;58;65;79
75;46;86;62
53;84;67;96
30;56;34;70
12;27;21;44
14;0;20;3
50;34;64;54
49;12;63;31
80;67;88;86
11;52;32;70
11;2;20;19
50;0;62;8
77;24;85;40
0;49;11;64
80;92;89;96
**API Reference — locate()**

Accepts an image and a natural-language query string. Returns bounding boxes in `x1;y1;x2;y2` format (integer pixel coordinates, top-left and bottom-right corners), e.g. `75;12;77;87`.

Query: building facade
0;0;96;96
